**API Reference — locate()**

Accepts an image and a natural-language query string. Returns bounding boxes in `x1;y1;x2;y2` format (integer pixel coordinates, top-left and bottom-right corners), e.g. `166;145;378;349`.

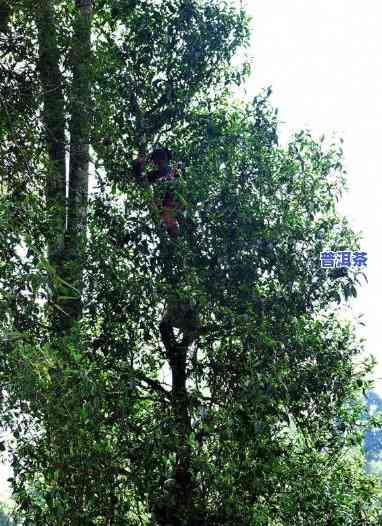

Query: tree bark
36;0;92;333
36;3;66;275
158;316;196;525
64;0;92;329
35;2;68;331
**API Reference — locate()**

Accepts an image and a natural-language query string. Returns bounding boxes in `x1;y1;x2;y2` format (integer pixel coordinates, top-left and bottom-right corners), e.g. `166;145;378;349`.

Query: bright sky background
1;0;382;504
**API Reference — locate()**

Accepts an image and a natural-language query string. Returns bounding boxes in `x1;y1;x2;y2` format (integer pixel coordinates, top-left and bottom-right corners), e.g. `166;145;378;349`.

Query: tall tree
35;2;66;279
64;0;93;327
1;1;381;525
35;0;93;331
0;0;252;523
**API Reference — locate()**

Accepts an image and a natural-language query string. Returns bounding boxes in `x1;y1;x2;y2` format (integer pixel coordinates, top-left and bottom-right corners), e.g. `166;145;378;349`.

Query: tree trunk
159;315;196;526
35;1;66;297
63;0;92;329
36;0;92;333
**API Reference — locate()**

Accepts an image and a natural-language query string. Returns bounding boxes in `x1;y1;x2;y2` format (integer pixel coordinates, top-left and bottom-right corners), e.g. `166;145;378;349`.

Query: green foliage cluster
0;0;381;525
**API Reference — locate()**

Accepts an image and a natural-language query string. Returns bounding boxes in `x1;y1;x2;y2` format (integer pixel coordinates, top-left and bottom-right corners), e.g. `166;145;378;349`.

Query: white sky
1;0;382;503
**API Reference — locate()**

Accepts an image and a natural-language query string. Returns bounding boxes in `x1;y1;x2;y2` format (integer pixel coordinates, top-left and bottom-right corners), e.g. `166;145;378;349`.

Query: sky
1;0;382;503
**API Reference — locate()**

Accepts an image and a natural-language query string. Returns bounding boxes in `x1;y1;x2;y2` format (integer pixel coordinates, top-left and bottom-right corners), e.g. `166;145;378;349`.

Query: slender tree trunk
171;341;194;523
35;2;70;333
63;0;92;329
35;2;66;283
36;0;92;333
159;315;196;525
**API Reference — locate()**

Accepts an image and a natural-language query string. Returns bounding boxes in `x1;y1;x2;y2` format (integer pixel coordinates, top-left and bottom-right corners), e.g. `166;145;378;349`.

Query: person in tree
131;147;183;238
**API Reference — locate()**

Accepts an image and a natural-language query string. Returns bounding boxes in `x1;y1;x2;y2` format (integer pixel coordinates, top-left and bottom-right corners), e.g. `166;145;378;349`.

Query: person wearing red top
132;148;182;238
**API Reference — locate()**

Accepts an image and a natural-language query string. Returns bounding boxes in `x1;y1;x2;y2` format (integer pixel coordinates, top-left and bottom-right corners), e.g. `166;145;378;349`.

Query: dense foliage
0;0;381;524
